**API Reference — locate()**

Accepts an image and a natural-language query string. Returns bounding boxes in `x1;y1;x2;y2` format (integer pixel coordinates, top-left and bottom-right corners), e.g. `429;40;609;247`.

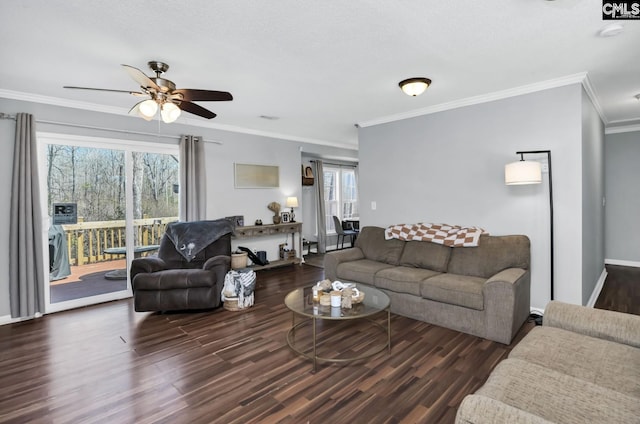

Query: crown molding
580;74;608;124
0;89;356;150
605;123;640;134
358;73;595;128
0;89;126;115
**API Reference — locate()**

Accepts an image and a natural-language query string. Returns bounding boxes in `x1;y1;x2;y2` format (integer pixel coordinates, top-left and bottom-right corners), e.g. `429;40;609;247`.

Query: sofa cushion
447;235;530;278
374;266;441;296
509;326;640;398
335;259;394;285
475;358;640;424
355;226;405;265
457;395;555;424
420;273;485;310
399;240;451;272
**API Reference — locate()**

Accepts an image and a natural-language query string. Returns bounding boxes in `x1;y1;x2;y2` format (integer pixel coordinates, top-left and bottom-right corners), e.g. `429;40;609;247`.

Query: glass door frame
37;132;179;314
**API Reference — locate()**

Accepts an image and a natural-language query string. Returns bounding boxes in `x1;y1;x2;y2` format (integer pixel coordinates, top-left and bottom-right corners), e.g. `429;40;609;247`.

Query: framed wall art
234;163;279;188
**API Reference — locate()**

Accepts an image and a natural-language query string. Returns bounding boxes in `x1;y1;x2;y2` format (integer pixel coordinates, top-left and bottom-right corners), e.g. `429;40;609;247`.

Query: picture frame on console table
281;212;291;223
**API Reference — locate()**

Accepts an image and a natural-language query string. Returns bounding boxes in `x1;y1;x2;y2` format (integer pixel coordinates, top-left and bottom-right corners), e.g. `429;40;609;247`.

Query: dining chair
332;215;358;250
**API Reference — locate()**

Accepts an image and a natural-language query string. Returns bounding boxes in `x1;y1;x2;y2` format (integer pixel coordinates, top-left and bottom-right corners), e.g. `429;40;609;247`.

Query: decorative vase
273;215;281;224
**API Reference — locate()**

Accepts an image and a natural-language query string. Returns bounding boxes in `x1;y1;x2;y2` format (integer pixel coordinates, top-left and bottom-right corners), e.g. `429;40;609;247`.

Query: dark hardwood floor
0;264;634;423
595;264;640;315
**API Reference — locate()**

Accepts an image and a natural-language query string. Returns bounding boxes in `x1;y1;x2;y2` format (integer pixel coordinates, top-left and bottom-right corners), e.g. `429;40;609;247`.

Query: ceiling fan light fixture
66;61;232;122
138;99;158;119
399;77;432;96
161;102;181;123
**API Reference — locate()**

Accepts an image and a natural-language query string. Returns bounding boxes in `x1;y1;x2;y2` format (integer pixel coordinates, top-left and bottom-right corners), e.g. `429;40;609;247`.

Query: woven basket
224;297;250;311
231;252;248;269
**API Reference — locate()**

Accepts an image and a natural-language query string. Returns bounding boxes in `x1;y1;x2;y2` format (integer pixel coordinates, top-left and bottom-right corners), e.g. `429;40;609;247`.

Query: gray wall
0;97;355;319
580;88;605;305
358;84;603;310
605;130;640;263
0;116;13;318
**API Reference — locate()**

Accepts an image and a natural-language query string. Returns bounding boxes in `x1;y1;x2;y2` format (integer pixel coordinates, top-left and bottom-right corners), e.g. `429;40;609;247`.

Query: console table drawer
232;222;301;238
234;228;254;237
252;227;270;236
269;224;299;235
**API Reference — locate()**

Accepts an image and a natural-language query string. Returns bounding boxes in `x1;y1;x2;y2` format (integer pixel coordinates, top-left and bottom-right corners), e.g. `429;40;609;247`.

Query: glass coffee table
284;285;391;372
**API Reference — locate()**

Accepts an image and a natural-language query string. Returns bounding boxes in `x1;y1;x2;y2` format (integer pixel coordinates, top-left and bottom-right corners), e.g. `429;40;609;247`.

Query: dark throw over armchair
131;219;234;312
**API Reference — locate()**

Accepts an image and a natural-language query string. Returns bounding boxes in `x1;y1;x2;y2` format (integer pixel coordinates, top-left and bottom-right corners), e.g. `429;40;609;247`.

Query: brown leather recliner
131;220;233;312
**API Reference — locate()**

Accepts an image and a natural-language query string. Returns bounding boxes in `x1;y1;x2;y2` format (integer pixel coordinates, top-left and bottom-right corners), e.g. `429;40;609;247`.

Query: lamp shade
286;196;299;208
505;160;542;185
139;99;158;119
399;78;431;96
161;102;181;123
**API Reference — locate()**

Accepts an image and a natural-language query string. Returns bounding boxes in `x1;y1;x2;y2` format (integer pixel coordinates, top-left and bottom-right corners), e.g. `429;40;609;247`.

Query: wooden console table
233;222;303;270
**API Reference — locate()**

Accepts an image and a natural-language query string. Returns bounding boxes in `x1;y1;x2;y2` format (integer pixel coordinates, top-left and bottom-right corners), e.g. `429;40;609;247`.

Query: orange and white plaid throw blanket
384;223;488;247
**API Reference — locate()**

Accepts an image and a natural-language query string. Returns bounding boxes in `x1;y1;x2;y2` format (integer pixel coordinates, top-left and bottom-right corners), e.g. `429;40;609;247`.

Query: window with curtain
324;166;359;233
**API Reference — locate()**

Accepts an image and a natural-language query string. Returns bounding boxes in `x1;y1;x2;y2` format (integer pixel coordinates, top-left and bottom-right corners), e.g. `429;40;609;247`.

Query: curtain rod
0;112;223;145
309;159;357;168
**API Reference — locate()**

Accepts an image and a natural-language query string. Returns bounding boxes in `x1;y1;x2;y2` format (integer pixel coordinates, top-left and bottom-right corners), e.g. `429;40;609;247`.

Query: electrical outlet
371;201;377;210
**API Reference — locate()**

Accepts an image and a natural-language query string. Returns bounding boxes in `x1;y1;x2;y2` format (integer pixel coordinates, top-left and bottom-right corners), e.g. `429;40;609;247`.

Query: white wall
0;97;355;318
358;84;594;310
605;130;640;264
580;88;605;305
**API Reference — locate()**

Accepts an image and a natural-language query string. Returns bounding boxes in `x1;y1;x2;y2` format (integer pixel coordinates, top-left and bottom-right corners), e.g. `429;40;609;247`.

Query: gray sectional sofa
324;226;531;344
456;301;640;423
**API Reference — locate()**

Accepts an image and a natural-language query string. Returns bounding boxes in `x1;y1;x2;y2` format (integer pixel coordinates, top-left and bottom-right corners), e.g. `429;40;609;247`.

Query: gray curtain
10;113;45;318
313;160;327;253
179;135;206;221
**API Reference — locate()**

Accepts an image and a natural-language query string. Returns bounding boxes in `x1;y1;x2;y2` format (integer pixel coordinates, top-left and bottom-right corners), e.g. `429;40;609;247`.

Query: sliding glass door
39;133;179;313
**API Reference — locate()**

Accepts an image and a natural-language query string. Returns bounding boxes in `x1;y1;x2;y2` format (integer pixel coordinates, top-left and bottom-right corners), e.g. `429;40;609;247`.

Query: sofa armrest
544;300;640;348
324;248;365;280
203;255;231;285
456;395;553;424
483;268;531;344
130;256;168;279
203;255;231;271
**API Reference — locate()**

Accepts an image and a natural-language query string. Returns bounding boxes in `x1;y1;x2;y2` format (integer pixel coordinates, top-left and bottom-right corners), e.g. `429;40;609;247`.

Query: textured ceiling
1;0;639;148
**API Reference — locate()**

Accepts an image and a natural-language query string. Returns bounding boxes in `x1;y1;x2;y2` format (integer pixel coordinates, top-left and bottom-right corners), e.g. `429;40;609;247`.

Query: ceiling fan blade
121;64;160;91
178;101;217;119
173;89;233;102
64;86;145;96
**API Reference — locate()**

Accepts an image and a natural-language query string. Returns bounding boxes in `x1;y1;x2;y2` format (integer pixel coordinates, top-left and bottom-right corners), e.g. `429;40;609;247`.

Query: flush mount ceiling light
598;23;624;37
399;77;432;96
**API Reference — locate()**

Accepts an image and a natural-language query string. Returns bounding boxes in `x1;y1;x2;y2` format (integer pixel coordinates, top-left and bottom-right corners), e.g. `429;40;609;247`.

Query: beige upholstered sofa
456;301;640;423
324;226;531;344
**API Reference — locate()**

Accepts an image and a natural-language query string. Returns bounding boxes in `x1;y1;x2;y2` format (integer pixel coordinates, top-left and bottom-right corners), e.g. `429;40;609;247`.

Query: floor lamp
505;150;554;302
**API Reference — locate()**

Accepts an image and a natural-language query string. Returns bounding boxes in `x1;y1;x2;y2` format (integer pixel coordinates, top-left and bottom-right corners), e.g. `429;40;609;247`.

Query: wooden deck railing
60;217;178;266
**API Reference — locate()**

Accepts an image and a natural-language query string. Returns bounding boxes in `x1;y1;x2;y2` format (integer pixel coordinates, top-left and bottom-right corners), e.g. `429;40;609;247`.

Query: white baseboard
605;258;640;268
0;314;36;326
587;267;608;308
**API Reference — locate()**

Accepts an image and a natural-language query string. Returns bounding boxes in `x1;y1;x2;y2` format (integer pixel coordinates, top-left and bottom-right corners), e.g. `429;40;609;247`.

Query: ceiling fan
64;61;233;123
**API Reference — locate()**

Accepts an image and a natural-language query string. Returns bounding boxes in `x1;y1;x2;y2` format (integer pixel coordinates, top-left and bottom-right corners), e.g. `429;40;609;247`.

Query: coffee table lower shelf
286;312;391;373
